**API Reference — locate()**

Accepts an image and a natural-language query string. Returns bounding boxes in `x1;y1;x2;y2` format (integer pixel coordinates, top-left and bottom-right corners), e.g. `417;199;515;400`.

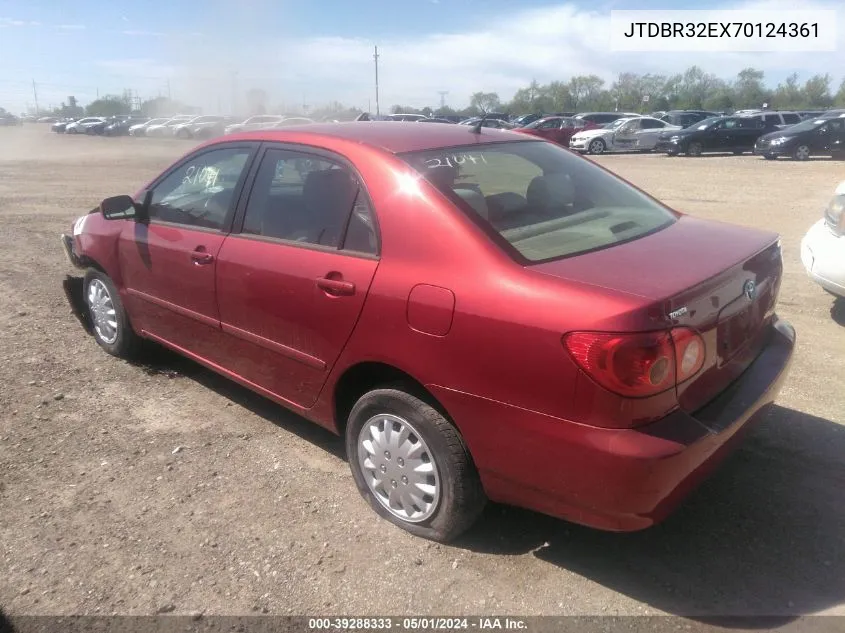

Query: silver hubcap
357;414;440;523
87;279;118;344
589;140;604;154
796;146;810;160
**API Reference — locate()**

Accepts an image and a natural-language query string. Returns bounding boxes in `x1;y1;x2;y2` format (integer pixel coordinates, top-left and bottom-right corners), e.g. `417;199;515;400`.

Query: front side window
403;141;676;263
241;149;377;253
148;147;251;230
640;119;664;129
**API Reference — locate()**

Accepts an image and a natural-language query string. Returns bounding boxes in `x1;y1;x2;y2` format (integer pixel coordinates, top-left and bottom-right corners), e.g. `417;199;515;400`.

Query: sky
0;0;842;114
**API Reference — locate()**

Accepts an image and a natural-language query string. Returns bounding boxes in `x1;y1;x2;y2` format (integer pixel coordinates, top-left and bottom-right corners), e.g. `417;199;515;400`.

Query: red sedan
513;115;597;145
62;122;795;541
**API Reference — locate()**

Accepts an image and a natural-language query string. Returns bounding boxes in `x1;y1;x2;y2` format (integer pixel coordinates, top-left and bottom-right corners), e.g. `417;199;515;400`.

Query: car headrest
302;169;358;218
427;165;459;189
453;187;489;220
526;175;575;212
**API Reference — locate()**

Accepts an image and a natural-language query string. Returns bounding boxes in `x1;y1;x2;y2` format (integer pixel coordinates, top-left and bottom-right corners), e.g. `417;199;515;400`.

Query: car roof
224;121;531;154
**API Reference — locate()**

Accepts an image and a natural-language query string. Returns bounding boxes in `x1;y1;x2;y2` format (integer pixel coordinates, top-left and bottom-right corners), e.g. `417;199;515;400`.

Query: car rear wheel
587;139;606;155
345;388;486;542
793;145;811;161
83;269;140;359
686;142;703;157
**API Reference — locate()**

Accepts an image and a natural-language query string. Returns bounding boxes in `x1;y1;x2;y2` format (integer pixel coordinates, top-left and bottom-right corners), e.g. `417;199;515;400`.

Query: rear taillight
563;328;705;398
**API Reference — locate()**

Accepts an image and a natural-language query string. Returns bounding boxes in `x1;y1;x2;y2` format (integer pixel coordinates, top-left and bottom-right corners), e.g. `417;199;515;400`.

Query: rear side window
782;113;800;124
241;149;377;254
403;142;675;263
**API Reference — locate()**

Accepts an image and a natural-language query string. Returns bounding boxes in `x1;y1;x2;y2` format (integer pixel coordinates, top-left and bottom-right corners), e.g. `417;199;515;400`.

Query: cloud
0;17;27;26
156;0;844;110
57;24;86;30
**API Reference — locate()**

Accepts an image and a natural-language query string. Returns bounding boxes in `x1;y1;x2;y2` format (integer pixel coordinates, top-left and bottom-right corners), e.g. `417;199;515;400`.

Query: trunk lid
532;215;783;415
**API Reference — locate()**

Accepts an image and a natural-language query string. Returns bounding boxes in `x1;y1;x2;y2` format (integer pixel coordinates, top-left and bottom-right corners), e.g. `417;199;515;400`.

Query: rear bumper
801;219;845;297
431;318;795;531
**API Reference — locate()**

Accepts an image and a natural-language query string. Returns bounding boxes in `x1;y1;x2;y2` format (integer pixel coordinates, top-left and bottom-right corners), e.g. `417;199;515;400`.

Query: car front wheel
686;142;703;157
587;138;606;155
346;388;486;542
793;145;811;161
84;269;140;358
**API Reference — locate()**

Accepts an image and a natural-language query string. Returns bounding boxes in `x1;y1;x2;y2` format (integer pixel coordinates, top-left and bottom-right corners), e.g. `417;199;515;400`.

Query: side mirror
99;192;150;222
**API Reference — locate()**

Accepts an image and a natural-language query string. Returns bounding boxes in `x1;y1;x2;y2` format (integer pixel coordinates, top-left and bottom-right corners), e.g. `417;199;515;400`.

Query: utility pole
373;45;380;117
31;80;39;114
438;91;448;110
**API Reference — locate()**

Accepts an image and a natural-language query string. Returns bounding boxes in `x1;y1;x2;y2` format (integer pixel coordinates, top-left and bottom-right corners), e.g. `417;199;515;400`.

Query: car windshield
781;118;825;133
402;141;676;263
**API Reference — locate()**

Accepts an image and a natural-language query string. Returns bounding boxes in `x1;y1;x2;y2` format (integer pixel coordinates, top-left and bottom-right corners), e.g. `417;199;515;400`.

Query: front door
118;144;256;358
216;146;380;408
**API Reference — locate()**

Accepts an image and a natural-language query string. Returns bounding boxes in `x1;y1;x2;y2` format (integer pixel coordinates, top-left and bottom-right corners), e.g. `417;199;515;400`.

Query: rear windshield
402;141;676;263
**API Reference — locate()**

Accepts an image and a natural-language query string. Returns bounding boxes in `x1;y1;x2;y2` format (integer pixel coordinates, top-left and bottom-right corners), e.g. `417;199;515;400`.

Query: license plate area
717;290;769;363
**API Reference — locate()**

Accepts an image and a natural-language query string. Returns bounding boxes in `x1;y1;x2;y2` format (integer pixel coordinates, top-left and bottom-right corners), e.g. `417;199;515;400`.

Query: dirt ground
1;125;844;619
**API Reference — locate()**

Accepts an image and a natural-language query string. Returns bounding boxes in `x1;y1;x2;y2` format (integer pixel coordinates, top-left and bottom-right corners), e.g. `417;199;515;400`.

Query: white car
801;180;845;298
129;117;169;136
65;117;104;134
145;115;195;137
569;116;681;154
224;115;285;134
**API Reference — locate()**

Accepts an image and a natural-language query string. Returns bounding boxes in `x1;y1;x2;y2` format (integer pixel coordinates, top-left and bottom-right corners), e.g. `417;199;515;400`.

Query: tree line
392;66;845;117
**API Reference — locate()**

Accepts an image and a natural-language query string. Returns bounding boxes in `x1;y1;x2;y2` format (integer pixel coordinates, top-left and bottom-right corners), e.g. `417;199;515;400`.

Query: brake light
563;328;705;398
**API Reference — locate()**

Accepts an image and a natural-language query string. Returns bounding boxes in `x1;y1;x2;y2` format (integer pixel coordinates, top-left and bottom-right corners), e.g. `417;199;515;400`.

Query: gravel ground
0;126;843;620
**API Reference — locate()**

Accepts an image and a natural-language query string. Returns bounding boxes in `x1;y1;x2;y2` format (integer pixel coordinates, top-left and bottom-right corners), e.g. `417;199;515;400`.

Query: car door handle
316;277;355;296
191;249;214;265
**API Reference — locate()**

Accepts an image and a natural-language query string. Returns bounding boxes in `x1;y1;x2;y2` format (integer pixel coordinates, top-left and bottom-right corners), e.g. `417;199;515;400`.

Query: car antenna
471;110;489;134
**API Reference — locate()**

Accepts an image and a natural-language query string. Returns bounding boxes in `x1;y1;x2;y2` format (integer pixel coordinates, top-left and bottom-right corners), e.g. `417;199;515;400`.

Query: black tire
764;154;777;160
793;145;811;161
666;150;678;157
83;269;140;359
345;388;486;542
587;138;606;155
687;142;703;157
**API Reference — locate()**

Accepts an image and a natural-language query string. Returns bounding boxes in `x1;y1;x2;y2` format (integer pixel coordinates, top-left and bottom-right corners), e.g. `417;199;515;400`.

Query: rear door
829;120;845;156
736;117;765;150
215;145;380;408
118;143;258;359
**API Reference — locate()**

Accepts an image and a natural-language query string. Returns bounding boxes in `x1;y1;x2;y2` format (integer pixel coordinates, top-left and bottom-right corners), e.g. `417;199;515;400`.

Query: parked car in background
86;116;132;135
801;180;845;299
104;116;148;136
654;116;765;156
514;116;593;145
173;115;226;139
146;116;195;137
224;115;285;134
417;117;457;125
52;118;79;133
511;113;545;127
740;111;802;132
61;122;794;542
0;112;22;126
458;117;514;129
38;116;58;123
129;118;169;137
574;112;638;125
386;114;428;122
267;117;316;128
569;116;680;154
797;110;826;120
659;110;720;128
754;115;845;161
65;117;105;134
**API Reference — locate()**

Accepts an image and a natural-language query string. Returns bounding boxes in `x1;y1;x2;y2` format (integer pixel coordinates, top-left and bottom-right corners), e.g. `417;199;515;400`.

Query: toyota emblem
743;280;757;301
